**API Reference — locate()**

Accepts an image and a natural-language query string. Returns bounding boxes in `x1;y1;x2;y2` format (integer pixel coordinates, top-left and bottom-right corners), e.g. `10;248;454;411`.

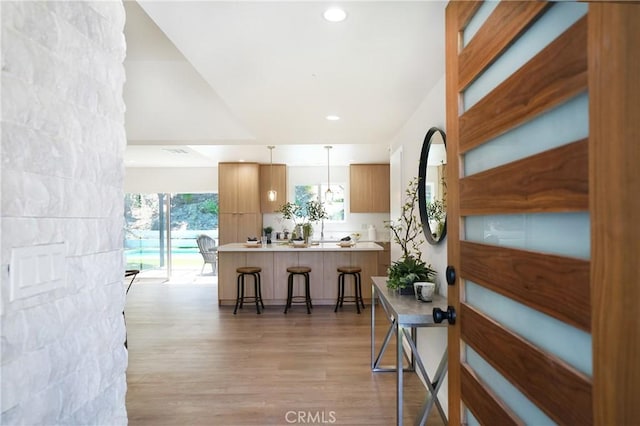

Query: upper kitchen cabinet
259;163;287;213
218;163;262;244
350;164;390;213
219;162;260;213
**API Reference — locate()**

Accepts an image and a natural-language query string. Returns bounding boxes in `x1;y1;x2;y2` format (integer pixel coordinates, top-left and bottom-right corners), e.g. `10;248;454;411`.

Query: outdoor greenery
277;200;328;227
294;184;345;221
124;193;219;233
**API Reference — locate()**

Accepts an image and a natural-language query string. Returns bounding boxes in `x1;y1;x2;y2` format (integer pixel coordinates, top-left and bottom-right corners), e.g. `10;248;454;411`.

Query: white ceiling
123;1;446;167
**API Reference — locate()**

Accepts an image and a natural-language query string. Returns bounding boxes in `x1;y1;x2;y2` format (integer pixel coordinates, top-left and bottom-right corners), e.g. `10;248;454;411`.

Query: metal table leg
397;324;406;425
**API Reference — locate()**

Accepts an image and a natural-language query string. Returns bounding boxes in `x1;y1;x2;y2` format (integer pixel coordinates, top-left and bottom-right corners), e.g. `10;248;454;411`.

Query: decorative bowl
291;240;306;247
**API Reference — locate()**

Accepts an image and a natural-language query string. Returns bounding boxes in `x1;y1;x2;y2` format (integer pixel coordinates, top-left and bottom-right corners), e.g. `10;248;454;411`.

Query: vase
413;282;435;302
303;224;313;244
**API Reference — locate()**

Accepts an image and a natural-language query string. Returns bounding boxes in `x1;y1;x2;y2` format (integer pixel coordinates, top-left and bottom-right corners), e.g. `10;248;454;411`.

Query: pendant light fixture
267;146;277;202
324;146;333;202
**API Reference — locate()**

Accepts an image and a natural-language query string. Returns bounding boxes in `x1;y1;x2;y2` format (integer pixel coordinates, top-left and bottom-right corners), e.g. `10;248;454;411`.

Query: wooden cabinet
219;162;260;213
219;212;261;245
218;163;261;244
259;163;287;213
377;241;391;276
350;164;390;213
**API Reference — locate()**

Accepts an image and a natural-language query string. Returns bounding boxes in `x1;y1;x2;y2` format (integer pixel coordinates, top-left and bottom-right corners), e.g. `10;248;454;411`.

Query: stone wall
1;1;128;424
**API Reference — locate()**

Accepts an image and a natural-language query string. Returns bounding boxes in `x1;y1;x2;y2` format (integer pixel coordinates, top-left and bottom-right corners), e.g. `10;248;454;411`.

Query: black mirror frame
418;127;447;245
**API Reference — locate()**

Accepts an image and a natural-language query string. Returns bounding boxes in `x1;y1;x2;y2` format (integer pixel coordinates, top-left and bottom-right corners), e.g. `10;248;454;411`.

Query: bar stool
284;266;312;314
234;266;264;314
334;266;365;314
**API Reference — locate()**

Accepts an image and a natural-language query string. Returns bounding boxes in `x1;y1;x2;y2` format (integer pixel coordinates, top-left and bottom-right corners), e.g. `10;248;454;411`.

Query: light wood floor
125;277;446;425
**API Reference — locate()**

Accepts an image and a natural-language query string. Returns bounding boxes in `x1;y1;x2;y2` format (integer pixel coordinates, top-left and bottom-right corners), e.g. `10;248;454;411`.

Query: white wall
388;73;449;415
1;2;127;424
125;166;217;193
390;75;447;279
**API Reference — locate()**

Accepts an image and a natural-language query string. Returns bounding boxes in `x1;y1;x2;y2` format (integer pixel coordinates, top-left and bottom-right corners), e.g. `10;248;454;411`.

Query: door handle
446;265;456;285
433;306;456;325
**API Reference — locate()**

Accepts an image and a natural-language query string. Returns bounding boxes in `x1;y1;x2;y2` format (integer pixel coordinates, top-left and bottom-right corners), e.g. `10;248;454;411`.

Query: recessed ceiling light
326;115;340;121
323;7;347;23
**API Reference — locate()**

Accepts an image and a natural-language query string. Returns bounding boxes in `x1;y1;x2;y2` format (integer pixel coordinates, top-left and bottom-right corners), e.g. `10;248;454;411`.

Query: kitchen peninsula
217;242;383;306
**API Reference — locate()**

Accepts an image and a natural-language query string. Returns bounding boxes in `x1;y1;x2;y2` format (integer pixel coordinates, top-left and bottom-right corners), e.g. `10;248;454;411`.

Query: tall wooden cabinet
259;163;287;213
350;164;390;213
218;163;262;244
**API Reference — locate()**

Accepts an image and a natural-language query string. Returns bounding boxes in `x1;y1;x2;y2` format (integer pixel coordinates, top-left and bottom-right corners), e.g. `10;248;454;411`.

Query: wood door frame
589;3;640;424
445;2;640;424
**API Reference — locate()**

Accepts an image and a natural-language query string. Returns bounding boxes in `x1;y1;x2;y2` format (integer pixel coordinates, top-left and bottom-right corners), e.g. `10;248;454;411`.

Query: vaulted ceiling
123;1;446;167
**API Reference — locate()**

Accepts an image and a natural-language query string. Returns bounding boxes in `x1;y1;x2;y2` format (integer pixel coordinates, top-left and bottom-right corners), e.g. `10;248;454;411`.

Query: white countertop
218;241;384;252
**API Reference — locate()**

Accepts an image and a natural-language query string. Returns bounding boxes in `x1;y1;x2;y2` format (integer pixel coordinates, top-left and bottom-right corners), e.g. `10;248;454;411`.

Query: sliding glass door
124;193;218;277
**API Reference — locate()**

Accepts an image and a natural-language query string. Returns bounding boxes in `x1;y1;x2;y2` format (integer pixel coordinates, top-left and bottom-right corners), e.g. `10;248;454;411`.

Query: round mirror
418;127;447;245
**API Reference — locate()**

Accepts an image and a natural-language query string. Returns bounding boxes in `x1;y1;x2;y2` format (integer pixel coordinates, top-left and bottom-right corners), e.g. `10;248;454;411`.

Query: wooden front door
445;2;639;424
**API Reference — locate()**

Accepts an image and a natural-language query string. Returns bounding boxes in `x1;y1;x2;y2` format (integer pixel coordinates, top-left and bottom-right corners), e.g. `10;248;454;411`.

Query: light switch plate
10;242;66;301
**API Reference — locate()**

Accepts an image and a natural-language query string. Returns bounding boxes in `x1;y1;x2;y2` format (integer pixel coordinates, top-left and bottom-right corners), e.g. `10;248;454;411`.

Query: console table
370;276;448;426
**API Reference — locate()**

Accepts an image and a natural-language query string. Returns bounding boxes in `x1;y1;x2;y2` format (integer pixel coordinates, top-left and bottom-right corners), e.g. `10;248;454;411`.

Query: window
294;184;345;221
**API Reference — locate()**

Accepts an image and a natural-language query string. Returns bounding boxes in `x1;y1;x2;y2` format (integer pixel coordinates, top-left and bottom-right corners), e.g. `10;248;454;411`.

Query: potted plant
263;226;274;244
385;177;437;295
277;200;327;243
387;256;437;294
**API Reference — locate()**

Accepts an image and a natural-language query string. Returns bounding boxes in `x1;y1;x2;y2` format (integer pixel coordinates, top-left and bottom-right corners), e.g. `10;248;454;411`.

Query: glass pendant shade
267;146;277;202
325;146;333;202
325;187;333;202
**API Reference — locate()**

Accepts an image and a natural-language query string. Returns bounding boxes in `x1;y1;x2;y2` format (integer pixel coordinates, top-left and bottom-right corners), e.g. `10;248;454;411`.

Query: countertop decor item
277;200;328;241
263;226;273;244
338;241;355;248
291;239;307;247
